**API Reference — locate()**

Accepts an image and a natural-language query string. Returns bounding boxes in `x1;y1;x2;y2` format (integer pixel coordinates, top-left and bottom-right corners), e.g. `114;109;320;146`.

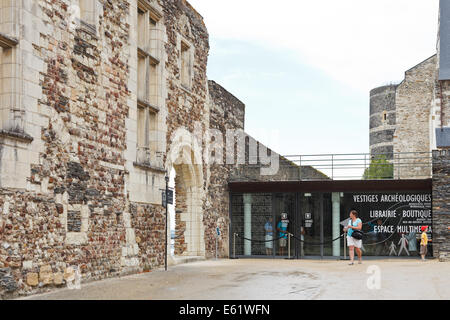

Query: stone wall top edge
369;84;399;96
173;0;207;31
183;0;205;21
404;54;437;75
208;80;245;112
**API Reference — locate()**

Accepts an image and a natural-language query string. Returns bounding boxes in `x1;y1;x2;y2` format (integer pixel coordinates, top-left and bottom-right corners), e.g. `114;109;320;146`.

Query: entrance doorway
229;180;432;259
166;133;205;258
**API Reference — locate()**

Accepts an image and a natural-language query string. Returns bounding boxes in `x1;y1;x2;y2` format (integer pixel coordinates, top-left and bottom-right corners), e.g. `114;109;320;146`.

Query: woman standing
344;210;363;265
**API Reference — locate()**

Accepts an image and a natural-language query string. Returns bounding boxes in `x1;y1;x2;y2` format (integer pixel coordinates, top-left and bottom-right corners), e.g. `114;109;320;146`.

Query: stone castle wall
0;0;313;298
369;84;398;159
369;57;436;179
372;2;450;261
432;150;450;261
430;7;450;262
0;0;214;298
0;0;137;299
393;55;436;179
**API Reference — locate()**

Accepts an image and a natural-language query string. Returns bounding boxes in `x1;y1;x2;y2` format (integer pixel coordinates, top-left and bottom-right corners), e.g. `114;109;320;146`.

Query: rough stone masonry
0;0;316;299
370;1;450;260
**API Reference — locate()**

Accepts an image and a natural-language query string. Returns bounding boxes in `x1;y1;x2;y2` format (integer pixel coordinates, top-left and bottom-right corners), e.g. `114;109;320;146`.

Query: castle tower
369;84;398;160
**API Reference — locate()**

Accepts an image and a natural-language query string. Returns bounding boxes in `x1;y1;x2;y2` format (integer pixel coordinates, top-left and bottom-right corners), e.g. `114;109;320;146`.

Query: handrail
282;152;432;181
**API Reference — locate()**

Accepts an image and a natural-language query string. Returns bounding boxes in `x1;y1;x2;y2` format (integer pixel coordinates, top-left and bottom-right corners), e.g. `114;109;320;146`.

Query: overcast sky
188;0;439;157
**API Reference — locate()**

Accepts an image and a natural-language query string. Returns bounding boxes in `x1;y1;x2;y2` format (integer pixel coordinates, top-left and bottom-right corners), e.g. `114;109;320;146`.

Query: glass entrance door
298;193;334;257
299;193;322;256
273;193;296;257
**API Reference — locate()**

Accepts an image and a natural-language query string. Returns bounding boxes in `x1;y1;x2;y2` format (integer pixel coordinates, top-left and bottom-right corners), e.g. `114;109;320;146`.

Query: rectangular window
0;0;15;36
148;110;157;161
0;30;20;133
382;111;388;124
0;47;4;129
79;0;96;29
181;42;191;89
67;211;82;232
138;7;149;51
137;106;147;149
137;54;147;102
149;62;158;106
136;0;162;166
136;105;158;165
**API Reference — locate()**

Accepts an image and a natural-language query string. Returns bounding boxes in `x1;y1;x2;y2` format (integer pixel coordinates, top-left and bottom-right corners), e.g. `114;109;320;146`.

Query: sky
187;0;440;157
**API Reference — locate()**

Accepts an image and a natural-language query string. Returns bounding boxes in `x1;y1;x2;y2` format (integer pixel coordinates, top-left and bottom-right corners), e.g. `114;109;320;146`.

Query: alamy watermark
366;265;381;290
166;122;280;176
66;265;81;290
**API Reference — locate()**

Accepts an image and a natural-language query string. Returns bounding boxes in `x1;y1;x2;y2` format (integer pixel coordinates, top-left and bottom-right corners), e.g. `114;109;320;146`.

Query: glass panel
230;193;273;257
340;192;432;257
301;193;322;256
273;193;296;257
322;193;334;256
149;63;158;106
137;10;148;50
249;194;272;256
231;194;244;256
137;56;147;102
181;43;190;88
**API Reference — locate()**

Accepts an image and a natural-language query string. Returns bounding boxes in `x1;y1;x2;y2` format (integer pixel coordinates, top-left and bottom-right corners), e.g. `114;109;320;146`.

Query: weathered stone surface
432;150;450;261
53;272;64;285
370;56;437;176
39;265;54;285
63;268;74;282
369;84;398;159
26;273;39;287
393;55;437;179
0;0;341;301
0;268;18;293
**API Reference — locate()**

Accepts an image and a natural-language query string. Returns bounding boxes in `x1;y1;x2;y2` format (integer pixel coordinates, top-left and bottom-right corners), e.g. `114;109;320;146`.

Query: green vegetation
363;155;393;180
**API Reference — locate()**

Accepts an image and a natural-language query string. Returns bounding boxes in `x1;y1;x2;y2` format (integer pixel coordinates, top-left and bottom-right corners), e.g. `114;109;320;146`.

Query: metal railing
283;151;432;180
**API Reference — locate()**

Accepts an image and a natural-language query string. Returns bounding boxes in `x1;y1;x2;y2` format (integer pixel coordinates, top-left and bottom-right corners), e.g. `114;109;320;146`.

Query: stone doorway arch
166;130;205;258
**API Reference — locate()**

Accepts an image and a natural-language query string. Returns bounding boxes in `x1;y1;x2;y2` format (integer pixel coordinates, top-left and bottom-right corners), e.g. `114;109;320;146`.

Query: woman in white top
344;210;363;265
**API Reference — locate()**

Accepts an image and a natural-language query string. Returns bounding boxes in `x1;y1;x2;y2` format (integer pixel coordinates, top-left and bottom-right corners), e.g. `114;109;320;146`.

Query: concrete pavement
18;258;450;300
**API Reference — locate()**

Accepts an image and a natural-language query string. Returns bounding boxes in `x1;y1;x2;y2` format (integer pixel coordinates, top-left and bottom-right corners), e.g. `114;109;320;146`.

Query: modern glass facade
230;190;432;258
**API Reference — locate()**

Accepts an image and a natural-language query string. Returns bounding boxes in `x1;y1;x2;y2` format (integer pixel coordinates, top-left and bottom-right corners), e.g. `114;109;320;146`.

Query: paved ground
19;258;450;300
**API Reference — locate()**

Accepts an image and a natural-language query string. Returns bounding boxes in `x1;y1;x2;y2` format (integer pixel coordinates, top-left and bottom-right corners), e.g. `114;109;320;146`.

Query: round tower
369;84;398;159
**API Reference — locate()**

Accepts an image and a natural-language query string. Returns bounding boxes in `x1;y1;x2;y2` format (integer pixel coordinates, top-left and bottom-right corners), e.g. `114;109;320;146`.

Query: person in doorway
264;217;274;255
277;213;289;256
420;226;429;261
343;210;363;265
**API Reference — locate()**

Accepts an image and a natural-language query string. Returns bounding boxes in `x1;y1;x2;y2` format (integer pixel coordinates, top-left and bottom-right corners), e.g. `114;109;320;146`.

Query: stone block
22;260;33;270
53;272;64;285
39;265;53;285
26;273;39;287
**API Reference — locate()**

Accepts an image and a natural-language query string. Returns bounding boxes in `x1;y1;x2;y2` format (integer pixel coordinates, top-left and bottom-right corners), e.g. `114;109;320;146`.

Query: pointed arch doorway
167;136;205;259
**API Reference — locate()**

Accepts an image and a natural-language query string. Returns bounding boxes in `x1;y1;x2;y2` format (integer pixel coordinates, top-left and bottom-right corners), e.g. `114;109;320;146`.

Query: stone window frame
0;1;32;143
77;0;99;36
135;0;163;170
381;110;388;125
56;192;89;245
180;39;193;91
